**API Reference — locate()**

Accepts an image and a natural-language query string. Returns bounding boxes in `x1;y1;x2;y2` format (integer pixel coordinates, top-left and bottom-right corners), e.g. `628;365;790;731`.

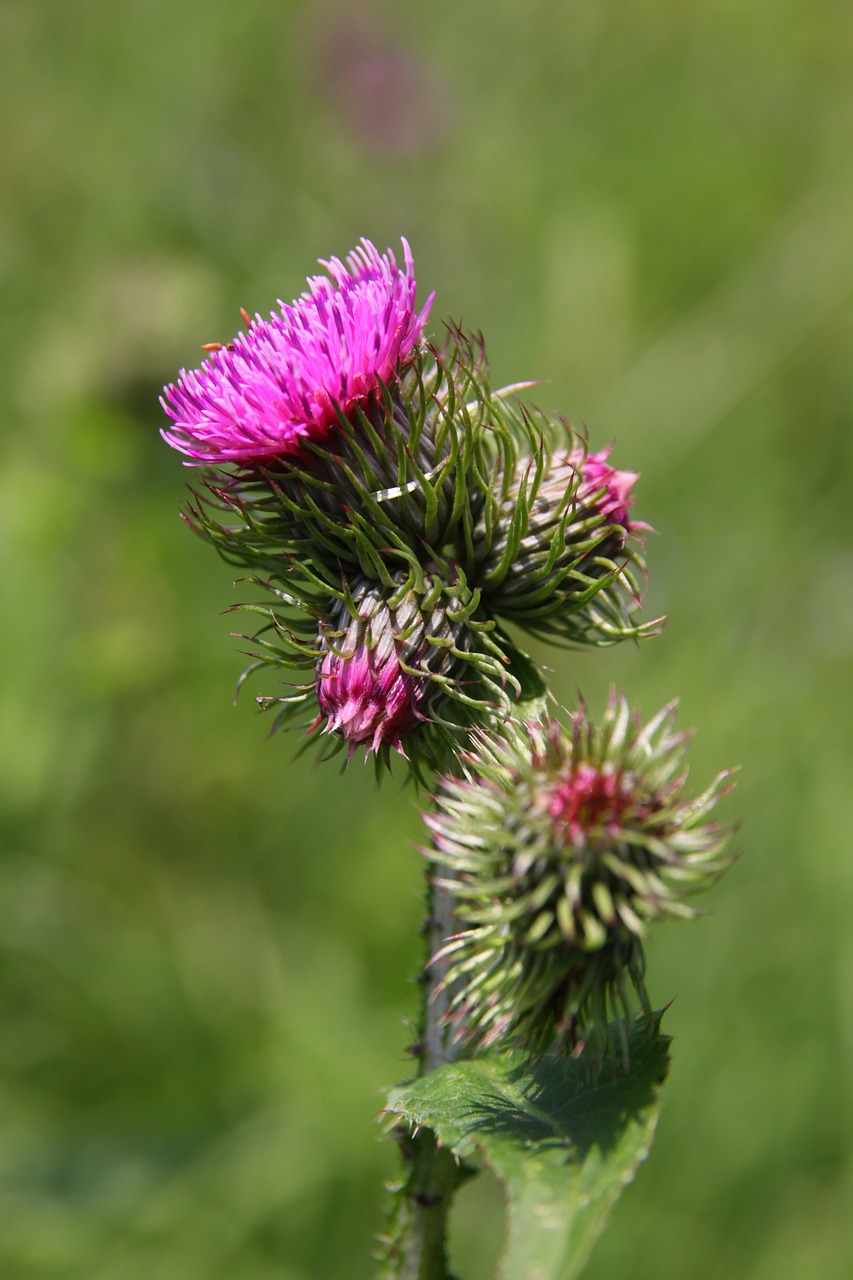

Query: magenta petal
161;238;432;466
547;762;638;844
316;641;423;755
569;445;638;530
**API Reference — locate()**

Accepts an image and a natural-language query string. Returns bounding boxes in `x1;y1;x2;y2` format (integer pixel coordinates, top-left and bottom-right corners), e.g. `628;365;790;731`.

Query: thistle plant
161;237;734;1279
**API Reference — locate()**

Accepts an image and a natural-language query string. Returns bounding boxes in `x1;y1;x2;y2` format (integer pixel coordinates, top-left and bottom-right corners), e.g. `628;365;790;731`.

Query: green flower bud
246;567;525;778
427;694;734;1059
472;399;658;647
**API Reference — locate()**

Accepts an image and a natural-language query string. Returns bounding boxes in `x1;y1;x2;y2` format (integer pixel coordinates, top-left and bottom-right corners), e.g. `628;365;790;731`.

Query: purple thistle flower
161;238;433;465
313;577;437;759
307;570;515;767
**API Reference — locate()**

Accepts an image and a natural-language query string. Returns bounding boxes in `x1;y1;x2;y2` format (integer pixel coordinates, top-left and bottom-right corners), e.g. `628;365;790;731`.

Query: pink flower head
161;237;433;465
548;763;640;844
569;445;638;531
316;636;424;756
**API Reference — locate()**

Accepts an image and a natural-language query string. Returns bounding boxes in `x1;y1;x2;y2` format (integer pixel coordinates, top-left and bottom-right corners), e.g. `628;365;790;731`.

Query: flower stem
422;873;459;1075
376;873;466;1280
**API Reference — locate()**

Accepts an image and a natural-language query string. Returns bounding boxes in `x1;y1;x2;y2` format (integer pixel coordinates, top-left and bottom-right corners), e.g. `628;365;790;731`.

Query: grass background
2;1;853;1276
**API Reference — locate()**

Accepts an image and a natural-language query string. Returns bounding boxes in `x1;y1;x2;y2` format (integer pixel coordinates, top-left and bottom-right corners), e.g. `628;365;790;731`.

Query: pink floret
569;445;638;531
161;237;433;465
316;639;424;756
548;763;636;844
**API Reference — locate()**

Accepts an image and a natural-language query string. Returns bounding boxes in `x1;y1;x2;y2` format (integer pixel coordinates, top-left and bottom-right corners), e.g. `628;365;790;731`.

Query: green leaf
385;1018;670;1280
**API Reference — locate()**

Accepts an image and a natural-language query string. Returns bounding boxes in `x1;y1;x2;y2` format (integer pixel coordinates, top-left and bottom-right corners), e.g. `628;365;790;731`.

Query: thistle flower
161;238;433;465
314;577;445;757
428;695;733;1059
244;569;523;775
472;405;654;646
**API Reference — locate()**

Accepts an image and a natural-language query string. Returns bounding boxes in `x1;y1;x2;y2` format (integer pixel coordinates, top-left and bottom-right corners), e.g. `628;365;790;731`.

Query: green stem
377;873;467;1280
378;1126;466;1280
421;871;459;1075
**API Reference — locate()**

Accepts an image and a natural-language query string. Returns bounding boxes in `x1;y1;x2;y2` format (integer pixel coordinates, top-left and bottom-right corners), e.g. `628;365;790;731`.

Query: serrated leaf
385;1018;669;1280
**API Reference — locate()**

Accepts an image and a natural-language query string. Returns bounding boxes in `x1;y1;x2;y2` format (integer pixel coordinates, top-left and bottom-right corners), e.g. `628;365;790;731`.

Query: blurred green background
2;1;852;1276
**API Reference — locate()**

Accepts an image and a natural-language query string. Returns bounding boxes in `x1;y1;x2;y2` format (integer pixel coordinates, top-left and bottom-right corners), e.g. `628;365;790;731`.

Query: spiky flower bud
249;568;523;775
314;575;455;758
475;425;654;646
428;695;733;1059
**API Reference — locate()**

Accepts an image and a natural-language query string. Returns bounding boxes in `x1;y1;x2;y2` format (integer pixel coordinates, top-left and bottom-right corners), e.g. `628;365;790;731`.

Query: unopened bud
428;694;734;1059
476;435;653;647
313;571;518;769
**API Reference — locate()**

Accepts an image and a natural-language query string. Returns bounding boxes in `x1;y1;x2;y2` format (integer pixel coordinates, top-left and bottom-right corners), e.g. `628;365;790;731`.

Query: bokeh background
3;1;853;1276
